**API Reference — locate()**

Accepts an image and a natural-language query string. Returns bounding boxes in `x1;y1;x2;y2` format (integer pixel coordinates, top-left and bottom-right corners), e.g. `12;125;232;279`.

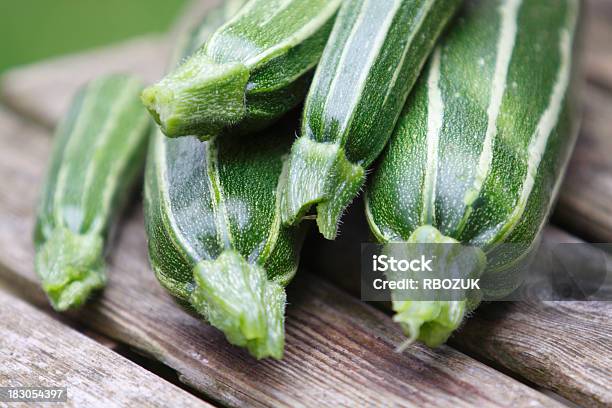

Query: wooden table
0;1;610;407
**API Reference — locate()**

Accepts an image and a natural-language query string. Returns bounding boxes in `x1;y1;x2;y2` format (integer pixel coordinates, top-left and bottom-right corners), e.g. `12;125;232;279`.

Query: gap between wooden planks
0;112;561;407
0;289;210;408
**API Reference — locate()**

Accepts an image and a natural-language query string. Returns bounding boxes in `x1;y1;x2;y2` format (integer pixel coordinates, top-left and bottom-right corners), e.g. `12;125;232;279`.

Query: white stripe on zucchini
91;113;149;233
154;132;200;263
462;0;521;213
80;89;131;221
52;80;104;229
490;2;578;245
86;82;149;233
421;49;443;226
365;0;581;347
238;0;340;67
35;74;149;311
205;140;233;248
322;0;401;137
381;0;436;108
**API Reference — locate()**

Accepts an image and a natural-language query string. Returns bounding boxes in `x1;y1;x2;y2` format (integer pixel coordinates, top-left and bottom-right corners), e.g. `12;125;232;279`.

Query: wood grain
0;0;217;130
554;83;612;242
453;300;612;408
452;228;612;408
305;199;612;407
0;2;610;405
0;289;209;408
584;0;612;89
0;35;169;128
552;0;612;242
0;110;559;407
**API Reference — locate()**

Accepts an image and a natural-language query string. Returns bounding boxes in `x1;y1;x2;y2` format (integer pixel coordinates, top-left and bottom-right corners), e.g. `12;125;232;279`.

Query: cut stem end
35;228;106;311
190;250;286;359
389;226;486;347
141;52;250;138
282;137;364;240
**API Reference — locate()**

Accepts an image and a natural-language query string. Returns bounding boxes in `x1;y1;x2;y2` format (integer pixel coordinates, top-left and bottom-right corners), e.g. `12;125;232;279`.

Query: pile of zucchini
35;0;580;359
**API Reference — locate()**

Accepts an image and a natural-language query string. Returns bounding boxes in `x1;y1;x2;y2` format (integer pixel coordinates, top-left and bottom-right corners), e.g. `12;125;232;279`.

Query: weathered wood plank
304;199;612;408
0;0;217;129
0;2;609;405
0;110;559;407
583;0;612;89
551;0;612;242
554;83;612;242
0;289;210;408
454;305;612;407
452;227;612;408
0;35;169;128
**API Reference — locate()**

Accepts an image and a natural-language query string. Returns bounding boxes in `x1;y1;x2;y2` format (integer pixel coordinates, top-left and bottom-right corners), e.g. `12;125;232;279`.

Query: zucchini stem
141;52;249;139
189;250;286;359
282;136;364;240
34;227;106;311
389;226;486;348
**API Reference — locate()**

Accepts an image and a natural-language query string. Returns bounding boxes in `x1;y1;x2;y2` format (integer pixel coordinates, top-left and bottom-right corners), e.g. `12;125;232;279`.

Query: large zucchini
365;0;581;346
141;0;342;139
282;0;462;240
144;1;305;360
34;74;150;311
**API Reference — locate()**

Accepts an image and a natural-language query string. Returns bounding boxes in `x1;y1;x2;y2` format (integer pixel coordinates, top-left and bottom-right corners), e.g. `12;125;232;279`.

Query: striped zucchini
141;0;342;139
282;0;462;240
34;74;150;311
365;0;581;346
144;1;305;360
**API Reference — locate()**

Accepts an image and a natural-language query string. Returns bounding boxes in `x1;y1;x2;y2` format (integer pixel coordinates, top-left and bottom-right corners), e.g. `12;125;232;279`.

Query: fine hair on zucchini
282;0;462;240
365;0;581;347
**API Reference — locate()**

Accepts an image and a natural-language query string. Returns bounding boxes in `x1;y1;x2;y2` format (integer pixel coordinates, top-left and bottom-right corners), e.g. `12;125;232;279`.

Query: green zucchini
141;0;342;139
144;1;305;360
34;74;150;311
365;0;581;346
282;0;462;240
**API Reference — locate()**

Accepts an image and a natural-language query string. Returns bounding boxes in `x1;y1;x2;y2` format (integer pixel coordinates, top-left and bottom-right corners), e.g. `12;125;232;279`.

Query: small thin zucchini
282;0;461;240
141;0;342;139
365;0;581;346
34;74;150;311
145;1;305;360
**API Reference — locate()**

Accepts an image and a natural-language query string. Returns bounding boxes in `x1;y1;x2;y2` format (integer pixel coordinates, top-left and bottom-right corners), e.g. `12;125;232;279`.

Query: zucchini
34;74;150;311
282;0;462;240
365;0;581;346
141;0;342;139
144;1;305;360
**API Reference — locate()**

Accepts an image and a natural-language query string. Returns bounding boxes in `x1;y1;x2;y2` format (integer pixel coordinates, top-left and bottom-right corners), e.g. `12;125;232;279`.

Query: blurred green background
0;0;189;73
